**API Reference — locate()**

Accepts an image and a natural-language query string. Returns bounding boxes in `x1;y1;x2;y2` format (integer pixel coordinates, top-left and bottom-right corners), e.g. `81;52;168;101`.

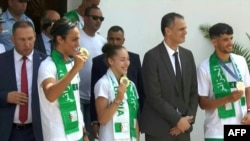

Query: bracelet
113;98;121;104
91;121;99;126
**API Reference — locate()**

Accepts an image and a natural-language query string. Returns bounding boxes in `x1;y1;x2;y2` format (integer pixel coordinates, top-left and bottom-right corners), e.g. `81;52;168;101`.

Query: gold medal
120;76;130;87
79;48;89;58
236;81;245;91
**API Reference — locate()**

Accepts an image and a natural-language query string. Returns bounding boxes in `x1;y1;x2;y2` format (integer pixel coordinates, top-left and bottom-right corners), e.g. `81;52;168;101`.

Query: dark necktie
174;52;185;114
19;56;28;123
174;52;182;89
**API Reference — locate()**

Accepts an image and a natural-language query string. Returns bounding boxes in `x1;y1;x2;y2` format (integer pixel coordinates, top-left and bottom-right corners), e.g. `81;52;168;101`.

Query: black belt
13;123;32;130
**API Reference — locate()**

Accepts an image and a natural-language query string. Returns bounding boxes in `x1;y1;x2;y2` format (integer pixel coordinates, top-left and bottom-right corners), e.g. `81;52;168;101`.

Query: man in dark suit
0;21;46;141
34;10;60;55
140;12;198;141
90;25;145;139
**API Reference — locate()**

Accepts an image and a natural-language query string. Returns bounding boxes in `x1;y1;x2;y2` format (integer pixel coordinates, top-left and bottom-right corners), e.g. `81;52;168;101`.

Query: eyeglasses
87;15;104;22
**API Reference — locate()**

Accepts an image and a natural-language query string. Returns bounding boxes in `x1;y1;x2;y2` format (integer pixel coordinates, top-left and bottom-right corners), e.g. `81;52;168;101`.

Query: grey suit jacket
0;49;46;141
140;42;198;139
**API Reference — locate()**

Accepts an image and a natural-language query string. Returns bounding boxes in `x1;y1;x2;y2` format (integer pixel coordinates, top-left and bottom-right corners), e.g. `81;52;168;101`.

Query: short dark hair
209;23;233;39
161;12;184;36
84;5;100;16
40;10;57;31
50;18;77;41
12;20;34;34
108;25;124;35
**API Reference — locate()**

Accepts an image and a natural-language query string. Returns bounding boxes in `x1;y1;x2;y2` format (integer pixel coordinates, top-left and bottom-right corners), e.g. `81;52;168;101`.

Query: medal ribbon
219;56;240;81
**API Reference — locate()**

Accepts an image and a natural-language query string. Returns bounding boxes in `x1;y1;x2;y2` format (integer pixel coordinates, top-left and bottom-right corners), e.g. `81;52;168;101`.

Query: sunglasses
87;15;104;22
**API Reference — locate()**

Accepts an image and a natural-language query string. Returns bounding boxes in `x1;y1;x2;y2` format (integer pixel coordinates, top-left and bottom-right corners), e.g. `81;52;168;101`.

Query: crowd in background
1;0;250;141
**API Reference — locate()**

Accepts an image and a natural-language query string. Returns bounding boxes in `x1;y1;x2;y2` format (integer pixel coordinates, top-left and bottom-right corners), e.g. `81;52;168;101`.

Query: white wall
67;0;250;140
67;0;81;11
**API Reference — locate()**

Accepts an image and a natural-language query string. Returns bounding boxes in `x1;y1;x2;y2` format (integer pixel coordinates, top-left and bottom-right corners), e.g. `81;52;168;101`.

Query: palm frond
246;33;250;41
232;42;250;69
199;24;211;39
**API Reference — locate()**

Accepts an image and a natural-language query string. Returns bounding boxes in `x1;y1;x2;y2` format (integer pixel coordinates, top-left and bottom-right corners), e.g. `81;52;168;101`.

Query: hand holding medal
74;47;88;69
236;82;245;91
79;47;90;59
120;76;130;87
115;76;129;104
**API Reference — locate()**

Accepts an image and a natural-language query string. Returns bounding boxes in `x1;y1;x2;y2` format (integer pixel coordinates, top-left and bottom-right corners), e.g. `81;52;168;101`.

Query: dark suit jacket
34;34;47;55
140;42;198;139
90;51;145;122
0;49;46;141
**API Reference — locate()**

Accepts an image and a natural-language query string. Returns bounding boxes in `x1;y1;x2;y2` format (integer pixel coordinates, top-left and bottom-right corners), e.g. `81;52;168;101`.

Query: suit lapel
179;48;188;102
159;43;182;96
32;51;39;91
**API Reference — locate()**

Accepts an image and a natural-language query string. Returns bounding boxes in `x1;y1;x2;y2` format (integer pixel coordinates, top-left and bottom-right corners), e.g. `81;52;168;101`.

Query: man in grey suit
140;12;198;141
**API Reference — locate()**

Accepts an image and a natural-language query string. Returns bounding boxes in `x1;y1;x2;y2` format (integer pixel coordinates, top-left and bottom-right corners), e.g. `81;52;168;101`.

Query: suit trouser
145;132;191;141
10;124;35;141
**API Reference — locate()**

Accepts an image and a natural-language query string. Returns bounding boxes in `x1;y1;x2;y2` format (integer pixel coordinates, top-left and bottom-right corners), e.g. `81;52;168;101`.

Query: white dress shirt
13;49;33;124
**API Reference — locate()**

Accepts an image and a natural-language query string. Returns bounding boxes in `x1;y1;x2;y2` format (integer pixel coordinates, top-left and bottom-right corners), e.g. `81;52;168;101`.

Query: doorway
0;0;67;34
